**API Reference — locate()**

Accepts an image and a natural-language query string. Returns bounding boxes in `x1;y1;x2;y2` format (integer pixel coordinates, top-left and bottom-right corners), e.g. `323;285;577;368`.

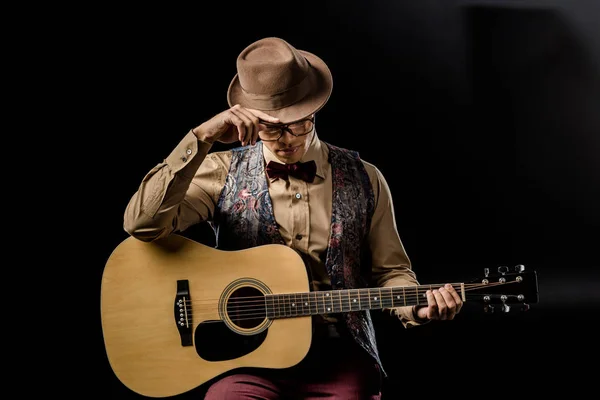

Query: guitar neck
265;284;463;319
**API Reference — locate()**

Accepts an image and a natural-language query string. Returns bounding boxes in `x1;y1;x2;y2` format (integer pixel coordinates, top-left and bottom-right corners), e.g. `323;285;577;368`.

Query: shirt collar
262;130;328;181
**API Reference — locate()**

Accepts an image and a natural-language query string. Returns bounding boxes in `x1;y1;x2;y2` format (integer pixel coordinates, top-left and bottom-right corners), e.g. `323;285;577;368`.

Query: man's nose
277;128;295;143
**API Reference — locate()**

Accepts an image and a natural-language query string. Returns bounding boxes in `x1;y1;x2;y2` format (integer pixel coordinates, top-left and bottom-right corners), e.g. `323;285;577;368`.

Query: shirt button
295;234;303;240
186;149;192;155
295;193;302;199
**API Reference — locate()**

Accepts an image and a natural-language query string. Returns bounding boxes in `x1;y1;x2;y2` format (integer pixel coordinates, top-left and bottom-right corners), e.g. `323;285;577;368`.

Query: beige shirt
124;129;425;328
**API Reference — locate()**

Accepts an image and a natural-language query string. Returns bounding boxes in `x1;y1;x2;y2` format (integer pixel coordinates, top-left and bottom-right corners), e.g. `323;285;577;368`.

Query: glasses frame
258;116;315;142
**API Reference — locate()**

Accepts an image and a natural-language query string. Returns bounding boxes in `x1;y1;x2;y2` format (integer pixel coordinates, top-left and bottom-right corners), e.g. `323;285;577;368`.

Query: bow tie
266;160;317;183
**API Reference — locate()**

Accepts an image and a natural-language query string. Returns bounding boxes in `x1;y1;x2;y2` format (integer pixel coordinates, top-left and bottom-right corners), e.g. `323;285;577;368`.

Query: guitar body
101;234;312;398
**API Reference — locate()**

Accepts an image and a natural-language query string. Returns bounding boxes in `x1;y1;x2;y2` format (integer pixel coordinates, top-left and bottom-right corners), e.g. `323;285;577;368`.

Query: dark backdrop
72;0;599;397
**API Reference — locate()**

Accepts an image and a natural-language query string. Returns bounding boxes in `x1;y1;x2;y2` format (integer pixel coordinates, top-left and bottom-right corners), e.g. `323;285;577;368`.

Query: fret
363;288;382;310
329;291;335;313
403;286;406;306
406;287;417;307
291;293;298;317
312;291;318;315
380;287;394;309
323;291;332;313
271;295;279;318
376;288;382;309
391;287;403;307
286;293;293;317
338;291;344;313
428;284;434;304
291;293;296;316
360;289;369;311
349;289;358;311
357;289;362;310
345;289;352;312
265;295;273;319
275;294;280;317
300;292;308;316
278;294;284;317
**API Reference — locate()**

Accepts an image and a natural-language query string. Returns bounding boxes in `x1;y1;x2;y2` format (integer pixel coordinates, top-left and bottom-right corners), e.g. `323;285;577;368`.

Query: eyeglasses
258;117;315;142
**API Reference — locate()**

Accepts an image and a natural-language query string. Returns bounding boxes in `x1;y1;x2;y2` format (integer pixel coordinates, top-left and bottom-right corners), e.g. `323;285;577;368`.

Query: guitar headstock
465;265;539;313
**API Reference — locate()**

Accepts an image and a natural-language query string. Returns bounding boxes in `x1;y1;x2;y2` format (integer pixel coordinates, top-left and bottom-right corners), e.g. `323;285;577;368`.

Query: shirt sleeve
364;161;429;328
123;130;227;242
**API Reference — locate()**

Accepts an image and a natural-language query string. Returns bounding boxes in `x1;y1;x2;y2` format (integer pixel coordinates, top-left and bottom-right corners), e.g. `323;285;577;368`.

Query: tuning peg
514;264;525;273
484;304;495;313
500;295;510;312
520;303;530;312
484;268;489;278
498;266;509;275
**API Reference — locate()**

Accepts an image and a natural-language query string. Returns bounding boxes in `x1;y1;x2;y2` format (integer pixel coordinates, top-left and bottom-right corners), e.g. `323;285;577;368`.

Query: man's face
260;115;315;164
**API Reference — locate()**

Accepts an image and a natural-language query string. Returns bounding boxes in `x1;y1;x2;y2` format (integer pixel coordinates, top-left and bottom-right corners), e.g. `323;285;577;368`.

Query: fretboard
265;284;462;319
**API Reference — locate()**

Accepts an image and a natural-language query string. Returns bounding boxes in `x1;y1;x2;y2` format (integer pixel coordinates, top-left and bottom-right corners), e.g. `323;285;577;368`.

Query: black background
57;0;600;398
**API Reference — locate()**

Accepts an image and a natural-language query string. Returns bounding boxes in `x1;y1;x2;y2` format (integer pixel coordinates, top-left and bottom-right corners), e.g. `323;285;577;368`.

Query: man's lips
276;146;299;154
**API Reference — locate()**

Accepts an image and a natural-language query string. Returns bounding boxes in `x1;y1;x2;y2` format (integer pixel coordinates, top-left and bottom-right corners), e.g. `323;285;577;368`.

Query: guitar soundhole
226;286;266;330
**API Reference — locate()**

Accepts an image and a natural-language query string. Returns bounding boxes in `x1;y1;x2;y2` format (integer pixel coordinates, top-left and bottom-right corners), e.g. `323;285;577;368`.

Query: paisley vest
213;142;384;374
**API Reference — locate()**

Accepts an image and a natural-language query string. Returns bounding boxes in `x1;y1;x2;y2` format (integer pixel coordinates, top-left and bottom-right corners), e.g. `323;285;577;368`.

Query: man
124;37;462;399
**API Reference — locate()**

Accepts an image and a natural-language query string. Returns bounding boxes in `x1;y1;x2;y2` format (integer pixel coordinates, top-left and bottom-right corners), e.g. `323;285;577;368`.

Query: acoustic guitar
100;234;538;398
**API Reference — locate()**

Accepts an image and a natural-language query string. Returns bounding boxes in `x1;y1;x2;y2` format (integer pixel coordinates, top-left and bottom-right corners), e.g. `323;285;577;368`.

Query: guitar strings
187;283;493;308
104;289;499;334
184;281;510;306
176;293;505;324
173;281;522;322
103;282;526;333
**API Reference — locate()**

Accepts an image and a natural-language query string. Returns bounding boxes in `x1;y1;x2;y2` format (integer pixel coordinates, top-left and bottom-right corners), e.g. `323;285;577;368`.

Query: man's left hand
415;283;463;321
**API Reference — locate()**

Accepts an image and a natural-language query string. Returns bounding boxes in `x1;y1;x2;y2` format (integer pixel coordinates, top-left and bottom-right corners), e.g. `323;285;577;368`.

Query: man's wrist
192;126;214;144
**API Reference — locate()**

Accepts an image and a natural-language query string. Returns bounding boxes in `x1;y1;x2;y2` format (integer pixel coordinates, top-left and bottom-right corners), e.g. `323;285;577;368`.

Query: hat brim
227;50;333;124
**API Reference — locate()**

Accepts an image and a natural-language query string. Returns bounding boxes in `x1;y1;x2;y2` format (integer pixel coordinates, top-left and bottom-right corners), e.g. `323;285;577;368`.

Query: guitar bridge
174;280;193;346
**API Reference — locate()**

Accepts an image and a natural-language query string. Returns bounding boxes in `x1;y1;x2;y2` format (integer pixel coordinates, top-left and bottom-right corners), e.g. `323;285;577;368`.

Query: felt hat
227;37;333;123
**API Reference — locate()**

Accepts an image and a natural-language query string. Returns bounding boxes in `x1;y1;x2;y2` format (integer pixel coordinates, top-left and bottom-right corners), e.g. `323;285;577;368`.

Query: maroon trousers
204;332;382;399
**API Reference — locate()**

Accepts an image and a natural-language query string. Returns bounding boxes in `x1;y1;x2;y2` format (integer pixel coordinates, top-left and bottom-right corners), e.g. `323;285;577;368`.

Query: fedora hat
227;37;333;124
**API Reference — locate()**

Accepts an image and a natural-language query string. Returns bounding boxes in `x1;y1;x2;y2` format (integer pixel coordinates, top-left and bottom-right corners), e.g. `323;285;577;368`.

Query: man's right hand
192;104;280;146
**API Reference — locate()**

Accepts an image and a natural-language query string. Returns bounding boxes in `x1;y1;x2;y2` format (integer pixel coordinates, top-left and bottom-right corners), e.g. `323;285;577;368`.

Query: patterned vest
213;143;384;374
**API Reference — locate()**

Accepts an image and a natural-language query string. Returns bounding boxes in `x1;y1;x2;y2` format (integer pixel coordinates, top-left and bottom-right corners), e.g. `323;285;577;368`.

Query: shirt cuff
165;130;213;178
389;305;430;328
